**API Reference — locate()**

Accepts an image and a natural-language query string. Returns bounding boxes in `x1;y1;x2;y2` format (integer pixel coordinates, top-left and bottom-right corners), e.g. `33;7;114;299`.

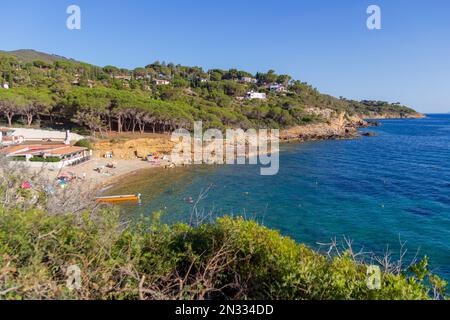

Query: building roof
1;144;86;157
45;146;87;155
0;145;29;154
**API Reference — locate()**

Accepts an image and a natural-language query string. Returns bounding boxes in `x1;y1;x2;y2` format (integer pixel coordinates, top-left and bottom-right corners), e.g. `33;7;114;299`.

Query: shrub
10;156;26;162
0;159;446;300
29;156;61;163
0;208;446;300
74;139;92;150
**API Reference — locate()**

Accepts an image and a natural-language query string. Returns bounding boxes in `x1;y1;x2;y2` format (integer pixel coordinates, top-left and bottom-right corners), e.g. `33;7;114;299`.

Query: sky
1;0;450;113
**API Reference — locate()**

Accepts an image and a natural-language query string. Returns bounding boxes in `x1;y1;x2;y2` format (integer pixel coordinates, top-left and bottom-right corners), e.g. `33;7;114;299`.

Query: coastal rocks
367;121;381;127
280;112;364;142
362;132;377;137
364;112;425;119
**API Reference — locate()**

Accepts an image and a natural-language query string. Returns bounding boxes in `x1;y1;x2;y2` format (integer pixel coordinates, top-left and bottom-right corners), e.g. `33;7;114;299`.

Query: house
245;91;267;100
71;79;95;88
2;83;10;89
112;75;132;81
153;79;171;86
199;78;209;83
240;77;257;84
270;83;286;93
1;144;92;169
0;128;24;146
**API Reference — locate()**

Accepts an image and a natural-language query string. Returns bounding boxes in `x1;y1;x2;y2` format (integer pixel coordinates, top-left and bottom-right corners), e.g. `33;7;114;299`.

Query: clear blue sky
1;0;450;113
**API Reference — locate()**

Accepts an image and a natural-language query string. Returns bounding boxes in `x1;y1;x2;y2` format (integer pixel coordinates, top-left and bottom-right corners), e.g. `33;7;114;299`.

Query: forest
0;50;417;136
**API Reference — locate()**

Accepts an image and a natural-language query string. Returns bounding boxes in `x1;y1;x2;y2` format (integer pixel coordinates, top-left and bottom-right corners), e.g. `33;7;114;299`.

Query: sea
109;114;450;281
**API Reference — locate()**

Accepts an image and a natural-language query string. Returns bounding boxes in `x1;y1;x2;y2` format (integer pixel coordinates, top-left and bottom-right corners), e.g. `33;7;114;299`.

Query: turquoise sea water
110;114;450;281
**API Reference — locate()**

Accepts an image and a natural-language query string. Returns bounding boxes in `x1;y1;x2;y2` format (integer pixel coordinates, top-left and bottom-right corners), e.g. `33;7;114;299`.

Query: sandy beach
72;158;169;192
28;157;168;196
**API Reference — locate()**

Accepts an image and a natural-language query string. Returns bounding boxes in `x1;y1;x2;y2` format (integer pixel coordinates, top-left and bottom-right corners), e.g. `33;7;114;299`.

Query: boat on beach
95;194;141;203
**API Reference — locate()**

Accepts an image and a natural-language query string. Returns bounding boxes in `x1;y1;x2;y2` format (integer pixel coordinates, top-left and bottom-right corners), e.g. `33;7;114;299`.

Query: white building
245;91;267;100
0;128;24;146
270;83;286;92
1;144;92;169
240;77;257;84
1;128;83;144
112;75;132;81
153;79;171;85
2;83;10;89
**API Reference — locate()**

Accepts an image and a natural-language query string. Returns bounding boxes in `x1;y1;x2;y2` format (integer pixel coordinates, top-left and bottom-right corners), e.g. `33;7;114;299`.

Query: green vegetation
0;158;447;300
74;139;92;150
0;50;418;135
28;156;61;163
0;208;446;300
0;49;79;64
10;156;26;162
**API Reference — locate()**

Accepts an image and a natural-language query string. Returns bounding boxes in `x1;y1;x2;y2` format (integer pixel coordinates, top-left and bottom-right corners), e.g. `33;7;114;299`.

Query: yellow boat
95;194;141;203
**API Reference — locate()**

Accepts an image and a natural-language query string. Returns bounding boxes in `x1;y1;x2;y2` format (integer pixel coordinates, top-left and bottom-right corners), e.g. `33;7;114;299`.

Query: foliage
10;156;26;162
28;156;61;163
0;162;446;300
74;139;92;150
0;208;446;300
0;51;418;134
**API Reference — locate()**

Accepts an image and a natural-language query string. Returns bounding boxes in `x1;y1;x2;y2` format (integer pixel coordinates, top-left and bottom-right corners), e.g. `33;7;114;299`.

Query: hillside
0;49;79;64
0;49;422;136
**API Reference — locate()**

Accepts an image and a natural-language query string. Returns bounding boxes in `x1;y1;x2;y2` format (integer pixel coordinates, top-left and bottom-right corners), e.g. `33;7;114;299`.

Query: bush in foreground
0;207;446;300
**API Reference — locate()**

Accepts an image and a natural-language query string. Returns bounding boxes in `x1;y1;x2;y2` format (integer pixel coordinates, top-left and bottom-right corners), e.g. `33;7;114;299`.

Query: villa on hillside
2;83;9;89
240;77;257;84
1;144;92;169
153;79;171;86
245;91;267;100
270;83;286;93
72;78;95;88
112;75;132;81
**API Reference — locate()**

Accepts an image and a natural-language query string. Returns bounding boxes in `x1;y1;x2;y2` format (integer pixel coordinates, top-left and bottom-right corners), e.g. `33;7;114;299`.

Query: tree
17;88;53;126
103;65;120;75
0;90;28;126
277;74;292;86
257;70;278;84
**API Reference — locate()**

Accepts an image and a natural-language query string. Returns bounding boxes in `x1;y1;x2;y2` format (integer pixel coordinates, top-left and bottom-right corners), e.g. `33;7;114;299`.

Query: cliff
280;110;367;142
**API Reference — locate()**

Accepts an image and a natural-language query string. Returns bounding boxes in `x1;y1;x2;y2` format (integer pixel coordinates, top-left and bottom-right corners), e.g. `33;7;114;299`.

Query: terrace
1;144;92;169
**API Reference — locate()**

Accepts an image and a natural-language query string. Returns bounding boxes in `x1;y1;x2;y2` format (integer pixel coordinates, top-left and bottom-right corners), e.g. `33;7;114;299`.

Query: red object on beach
21;181;32;189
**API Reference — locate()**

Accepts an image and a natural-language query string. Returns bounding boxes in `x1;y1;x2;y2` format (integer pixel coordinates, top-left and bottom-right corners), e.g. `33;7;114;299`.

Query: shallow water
110;114;450;281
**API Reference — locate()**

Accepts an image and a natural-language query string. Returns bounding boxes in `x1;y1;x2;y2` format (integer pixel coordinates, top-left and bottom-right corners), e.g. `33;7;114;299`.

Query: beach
27;112;421;195
65;158;169;193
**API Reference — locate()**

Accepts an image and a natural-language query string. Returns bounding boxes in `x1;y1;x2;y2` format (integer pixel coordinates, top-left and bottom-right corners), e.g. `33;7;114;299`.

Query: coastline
68;158;169;195
56;112;424;194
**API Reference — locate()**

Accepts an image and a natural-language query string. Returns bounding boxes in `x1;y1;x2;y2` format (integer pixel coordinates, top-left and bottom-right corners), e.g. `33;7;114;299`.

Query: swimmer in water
184;196;194;204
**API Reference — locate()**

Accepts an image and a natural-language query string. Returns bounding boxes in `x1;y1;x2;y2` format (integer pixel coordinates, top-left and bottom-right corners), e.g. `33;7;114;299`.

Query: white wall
10;128;84;142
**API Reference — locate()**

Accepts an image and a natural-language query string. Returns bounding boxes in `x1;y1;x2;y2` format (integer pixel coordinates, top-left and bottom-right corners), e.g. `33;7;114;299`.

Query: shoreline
47;113;424;194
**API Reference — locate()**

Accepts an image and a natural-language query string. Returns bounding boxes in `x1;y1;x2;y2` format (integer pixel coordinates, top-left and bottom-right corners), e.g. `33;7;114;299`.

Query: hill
0;49;80;64
0;49;422;136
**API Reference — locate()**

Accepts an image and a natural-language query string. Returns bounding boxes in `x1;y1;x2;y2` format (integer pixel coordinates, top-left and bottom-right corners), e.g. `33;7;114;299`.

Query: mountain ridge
0;49;80;64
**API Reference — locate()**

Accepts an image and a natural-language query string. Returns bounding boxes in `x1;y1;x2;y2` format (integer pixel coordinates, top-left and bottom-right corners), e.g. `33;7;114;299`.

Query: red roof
2;144;86;157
